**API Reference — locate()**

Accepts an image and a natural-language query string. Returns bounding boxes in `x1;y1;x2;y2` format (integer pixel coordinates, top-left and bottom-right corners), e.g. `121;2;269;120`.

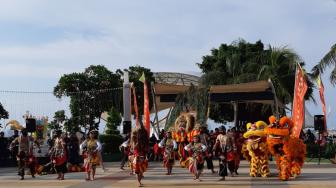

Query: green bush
99;134;124;154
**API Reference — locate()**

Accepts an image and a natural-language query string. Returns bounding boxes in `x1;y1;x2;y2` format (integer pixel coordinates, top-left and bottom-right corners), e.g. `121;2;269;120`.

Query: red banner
132;86;139;127
291;65;308;138
143;80;150;135
317;75;327;134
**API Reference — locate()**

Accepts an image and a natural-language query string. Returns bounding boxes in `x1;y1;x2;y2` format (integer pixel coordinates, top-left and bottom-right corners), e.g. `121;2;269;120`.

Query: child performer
159;129;177;175
184;135;207;181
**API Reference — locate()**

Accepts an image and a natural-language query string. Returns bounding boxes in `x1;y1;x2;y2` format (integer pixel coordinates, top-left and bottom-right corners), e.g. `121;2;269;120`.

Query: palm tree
312;44;336;85
258;46;314;104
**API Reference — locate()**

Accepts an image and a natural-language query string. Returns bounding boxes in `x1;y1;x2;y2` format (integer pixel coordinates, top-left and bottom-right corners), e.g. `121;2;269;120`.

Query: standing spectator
0;132;9;163
119;134;130;170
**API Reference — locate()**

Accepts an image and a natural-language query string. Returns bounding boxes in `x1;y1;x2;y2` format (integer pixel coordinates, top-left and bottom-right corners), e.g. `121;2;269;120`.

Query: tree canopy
0;102;9;120
54;65;122;132
197;39;314;125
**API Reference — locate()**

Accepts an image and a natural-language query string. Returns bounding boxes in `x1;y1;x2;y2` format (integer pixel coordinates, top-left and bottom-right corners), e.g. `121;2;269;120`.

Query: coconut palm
312;43;336;85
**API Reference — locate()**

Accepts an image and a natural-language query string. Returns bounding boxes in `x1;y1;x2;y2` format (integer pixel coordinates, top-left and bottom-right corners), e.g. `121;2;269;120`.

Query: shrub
99;134;123;154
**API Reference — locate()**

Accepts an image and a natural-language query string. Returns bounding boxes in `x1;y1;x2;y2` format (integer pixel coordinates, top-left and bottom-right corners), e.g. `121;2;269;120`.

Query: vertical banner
132;86;139;127
317;75;327;135
139;72;150;136
291;64;308;138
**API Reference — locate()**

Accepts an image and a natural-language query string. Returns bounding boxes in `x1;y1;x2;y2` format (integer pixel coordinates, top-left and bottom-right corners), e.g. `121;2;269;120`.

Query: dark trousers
206;157;214;170
218;158;228;177
120;153;128;168
18;157;35;177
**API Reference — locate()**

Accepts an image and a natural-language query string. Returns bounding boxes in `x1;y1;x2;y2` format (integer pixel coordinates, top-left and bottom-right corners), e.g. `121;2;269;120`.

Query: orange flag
291;65;308;138
140;72;150;135
132;86;139;127
317;75;327;134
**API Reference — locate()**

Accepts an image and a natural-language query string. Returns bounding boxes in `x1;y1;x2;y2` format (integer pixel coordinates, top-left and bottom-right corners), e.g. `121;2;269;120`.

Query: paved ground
0;161;335;188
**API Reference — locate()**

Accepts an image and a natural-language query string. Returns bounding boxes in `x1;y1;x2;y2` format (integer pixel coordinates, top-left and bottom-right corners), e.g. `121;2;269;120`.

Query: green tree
54;65;122;132
105;106;121;135
197;39;314;124
312;43;336;85
48;110;66;131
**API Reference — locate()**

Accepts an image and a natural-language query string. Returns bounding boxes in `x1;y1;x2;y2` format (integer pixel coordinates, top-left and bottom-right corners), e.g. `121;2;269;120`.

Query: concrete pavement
0;161;335;188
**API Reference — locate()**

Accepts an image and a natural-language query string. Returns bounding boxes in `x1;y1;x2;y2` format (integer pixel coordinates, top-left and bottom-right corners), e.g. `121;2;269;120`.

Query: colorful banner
140;72;150;135
291;65;308;138
317;75;327;134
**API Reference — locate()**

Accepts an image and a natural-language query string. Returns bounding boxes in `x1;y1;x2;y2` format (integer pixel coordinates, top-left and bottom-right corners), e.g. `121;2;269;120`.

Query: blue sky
0;0;335;129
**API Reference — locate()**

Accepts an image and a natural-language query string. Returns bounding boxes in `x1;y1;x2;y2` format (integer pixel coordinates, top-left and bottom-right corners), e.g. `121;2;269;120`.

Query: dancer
213;126;228;181
159;129;177;175
50;132;67;180
199;125;216;174
226;129;237;176
9;128;40;180
131;124;149;187
184;135;207;181
80;130;101;181
241;121;270;177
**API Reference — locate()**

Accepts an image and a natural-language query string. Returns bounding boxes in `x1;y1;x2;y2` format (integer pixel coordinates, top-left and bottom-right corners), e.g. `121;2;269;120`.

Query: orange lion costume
264;116;306;181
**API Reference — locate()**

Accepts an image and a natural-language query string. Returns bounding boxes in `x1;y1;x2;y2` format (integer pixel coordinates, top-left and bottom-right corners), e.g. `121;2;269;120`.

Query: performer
241;121;270;177
213;126;228;180
226;129;237;176
9;128;40;180
50;133;67;180
131;124;149;187
80;130;101;181
159;129;177;175
199;125;216;174
264;116;306;181
172;115;188;166
184;135;207;181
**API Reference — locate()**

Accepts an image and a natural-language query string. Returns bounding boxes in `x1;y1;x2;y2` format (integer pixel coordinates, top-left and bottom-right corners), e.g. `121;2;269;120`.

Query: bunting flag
291;64;308;138
132;86;139;127
139;72;150;135
317;75;327;134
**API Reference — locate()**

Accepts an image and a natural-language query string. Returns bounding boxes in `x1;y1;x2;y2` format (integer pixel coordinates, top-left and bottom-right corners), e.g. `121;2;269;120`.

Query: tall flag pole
317;74;328;135
291;63;308;138
132;85;139;127
139;72;150;136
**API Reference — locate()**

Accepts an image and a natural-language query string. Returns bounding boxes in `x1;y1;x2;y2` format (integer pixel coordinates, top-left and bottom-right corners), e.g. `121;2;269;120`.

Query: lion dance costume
172;114;195;167
264;116;306;181
242;121;270;177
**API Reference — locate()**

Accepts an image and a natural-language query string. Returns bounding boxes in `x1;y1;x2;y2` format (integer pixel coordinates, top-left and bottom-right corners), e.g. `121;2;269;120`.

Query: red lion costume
264;116;306;181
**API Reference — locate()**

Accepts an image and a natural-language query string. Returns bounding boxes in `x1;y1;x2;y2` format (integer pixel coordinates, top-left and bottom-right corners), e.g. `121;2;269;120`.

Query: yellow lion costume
242;121;270;177
264;116;306;181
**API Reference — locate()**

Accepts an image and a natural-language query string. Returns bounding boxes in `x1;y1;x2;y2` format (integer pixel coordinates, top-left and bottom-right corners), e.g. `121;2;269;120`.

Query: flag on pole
291;64;308;138
132;86;139;127
139;72;150;135
317;75;327;134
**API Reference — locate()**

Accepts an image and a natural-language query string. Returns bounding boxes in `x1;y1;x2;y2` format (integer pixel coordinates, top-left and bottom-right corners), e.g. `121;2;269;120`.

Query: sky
0;0;335;130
